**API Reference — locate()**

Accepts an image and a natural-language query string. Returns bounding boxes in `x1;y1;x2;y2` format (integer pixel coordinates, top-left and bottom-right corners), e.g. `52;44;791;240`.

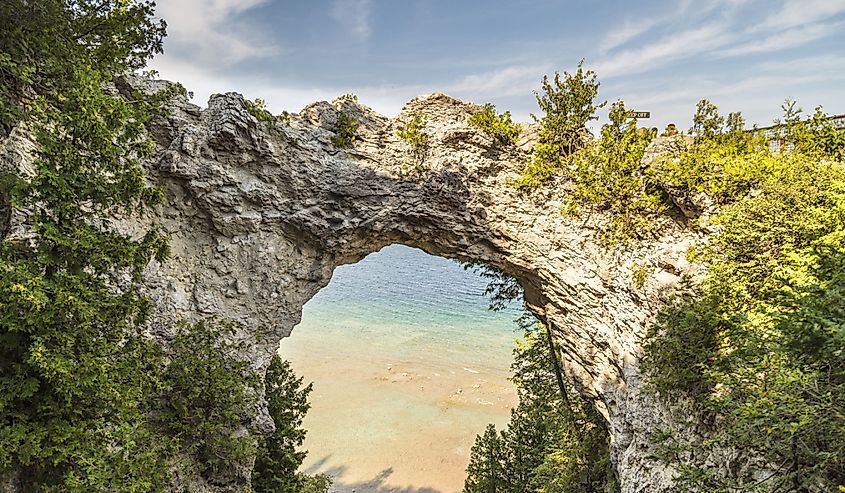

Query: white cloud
758;0;845;30
154;0;276;66
595;24;732;78
718;21;843;57
332;0;373;41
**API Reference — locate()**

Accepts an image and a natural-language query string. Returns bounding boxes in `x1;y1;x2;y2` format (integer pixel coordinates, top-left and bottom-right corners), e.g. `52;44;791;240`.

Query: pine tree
252;354;315;493
464;424;508;493
0;1;174;489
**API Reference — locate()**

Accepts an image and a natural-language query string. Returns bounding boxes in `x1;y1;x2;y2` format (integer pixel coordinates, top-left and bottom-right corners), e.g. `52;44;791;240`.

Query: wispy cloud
332;0;374;41
595;24;732;78
450;64;552;98
758;0;845;30
599;18;662;54
718;21;844;57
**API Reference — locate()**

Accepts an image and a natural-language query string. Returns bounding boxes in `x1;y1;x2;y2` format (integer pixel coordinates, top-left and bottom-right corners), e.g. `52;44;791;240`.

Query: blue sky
149;0;845;130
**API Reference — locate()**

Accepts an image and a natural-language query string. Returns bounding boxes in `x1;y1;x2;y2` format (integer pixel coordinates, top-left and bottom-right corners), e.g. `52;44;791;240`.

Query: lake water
279;245;522;493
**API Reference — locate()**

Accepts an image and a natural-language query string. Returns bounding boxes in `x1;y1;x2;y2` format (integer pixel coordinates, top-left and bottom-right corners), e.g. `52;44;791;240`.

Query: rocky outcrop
3;77;728;491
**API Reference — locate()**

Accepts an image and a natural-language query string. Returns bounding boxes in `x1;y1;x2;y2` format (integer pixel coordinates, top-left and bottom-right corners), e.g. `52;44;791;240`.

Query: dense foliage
253;354;331;493
465;325;617;493
562;101;659;244
642;101;845;492
469;103;521;144
0;2;324;490
158;322;259;483
0;1;174;490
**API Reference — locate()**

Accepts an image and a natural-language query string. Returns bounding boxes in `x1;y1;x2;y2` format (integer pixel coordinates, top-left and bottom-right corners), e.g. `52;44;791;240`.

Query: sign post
627;111;650;119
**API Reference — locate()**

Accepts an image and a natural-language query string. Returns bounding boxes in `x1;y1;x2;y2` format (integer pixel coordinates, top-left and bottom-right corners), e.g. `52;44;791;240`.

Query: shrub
515;61;605;187
563;100;660;244
245;98;276;123
331;112;358;149
158;321;259;480
252;354;316;493
397;112;429;170
469;103;521;144
642;100;845;491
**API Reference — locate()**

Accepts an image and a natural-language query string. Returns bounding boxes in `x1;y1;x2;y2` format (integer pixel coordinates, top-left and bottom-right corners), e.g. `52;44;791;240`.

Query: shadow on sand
305;455;447;493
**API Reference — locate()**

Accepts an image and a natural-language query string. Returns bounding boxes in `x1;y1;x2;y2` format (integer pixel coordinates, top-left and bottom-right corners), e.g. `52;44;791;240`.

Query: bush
642;100;845;491
245;98;276;123
158;321;259;480
515;61;605;187
469;103;520;144
562;100;660;244
331;112;358;149
252;354;315;493
397;112;429;170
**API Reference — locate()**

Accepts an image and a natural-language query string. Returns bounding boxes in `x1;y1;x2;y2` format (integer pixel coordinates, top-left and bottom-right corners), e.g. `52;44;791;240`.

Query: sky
148;0;845;130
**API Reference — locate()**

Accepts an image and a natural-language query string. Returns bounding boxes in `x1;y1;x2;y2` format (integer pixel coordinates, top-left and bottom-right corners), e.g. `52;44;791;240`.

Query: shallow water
279;245;522;493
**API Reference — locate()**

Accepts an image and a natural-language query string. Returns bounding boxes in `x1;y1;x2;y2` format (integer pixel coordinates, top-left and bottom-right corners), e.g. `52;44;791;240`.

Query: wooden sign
628;111;650;119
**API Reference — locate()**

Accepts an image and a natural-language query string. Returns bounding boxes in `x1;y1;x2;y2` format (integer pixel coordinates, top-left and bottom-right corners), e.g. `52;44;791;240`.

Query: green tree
0;1;176;490
563;100;660;243
252;354;319;493
643;100;845;492
464;424;508;493
465;325;617;493
516;61;605;187
158;321;259;482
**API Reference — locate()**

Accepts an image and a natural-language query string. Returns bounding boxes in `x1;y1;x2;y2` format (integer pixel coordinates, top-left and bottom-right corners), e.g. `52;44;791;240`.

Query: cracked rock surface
3;77;734;492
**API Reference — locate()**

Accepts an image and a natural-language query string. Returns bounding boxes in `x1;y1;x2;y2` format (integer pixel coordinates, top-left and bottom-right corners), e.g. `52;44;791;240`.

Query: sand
281;335;517;493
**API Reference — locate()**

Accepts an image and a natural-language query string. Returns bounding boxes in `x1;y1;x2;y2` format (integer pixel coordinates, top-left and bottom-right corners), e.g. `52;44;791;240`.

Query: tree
464;424;508;493
465;326;617;493
252;354;317;493
0;1;177;490
516;61;605;187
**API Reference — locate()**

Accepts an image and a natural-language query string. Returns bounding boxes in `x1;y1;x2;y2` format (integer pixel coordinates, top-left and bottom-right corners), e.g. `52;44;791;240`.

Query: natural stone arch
134;79;702;492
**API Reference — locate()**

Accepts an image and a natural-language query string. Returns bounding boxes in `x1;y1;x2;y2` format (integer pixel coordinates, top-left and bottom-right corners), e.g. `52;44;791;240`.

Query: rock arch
139;80;700;492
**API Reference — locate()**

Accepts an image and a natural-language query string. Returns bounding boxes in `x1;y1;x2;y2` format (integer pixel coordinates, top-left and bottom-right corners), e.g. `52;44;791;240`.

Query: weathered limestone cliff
1;78;722;492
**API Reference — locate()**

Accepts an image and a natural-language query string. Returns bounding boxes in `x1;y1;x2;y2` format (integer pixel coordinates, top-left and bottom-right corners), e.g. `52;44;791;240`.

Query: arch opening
280;244;526;493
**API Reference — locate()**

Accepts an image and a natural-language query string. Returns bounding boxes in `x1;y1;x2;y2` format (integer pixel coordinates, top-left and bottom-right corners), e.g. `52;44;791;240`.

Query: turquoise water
279;245;523;492
291;244;523;371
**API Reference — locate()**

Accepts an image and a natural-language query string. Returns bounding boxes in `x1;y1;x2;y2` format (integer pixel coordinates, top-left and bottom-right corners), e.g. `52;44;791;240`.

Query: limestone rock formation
2;77;737;492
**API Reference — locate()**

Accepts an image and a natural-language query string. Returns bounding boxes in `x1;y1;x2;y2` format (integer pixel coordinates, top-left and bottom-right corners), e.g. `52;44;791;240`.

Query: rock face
2;78;718;491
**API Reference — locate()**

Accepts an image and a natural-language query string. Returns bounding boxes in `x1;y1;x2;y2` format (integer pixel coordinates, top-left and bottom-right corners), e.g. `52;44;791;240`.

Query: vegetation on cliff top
516;61;845;491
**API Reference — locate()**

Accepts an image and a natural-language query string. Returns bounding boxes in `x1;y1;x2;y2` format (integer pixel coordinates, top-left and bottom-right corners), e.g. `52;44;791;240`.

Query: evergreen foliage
642;101;845;492
158;321;259;481
253;354;330;493
464;325;618;493
0;2;321;490
0;1;175;489
469;103;521;144
332;112;358;149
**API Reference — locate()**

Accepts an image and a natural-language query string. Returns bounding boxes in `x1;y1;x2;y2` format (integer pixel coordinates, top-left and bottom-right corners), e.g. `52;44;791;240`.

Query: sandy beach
278;245;521;493
281;334;517;493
